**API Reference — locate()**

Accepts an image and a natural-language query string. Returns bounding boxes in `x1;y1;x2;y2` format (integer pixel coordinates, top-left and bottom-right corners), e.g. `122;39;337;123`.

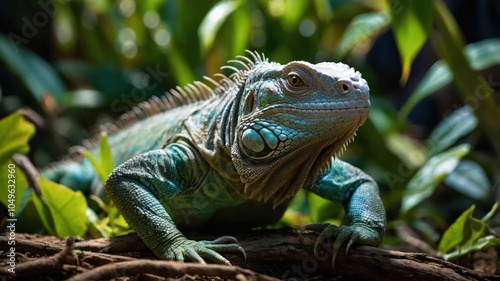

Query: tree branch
1;230;499;281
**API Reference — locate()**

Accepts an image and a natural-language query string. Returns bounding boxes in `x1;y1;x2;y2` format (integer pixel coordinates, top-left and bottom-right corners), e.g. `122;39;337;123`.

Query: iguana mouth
255;100;370;116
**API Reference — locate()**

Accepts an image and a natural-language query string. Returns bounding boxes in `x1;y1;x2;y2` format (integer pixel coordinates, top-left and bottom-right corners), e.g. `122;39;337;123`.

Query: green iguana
42;51;386;266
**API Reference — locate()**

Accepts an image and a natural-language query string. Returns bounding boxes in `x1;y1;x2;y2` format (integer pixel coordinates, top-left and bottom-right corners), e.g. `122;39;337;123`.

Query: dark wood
1;230;499;280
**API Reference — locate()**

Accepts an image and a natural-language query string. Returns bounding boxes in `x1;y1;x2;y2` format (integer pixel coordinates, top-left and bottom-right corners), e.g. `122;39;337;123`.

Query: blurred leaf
308;192;344;223
431;0;500;156
465;38;500;70
57;61;155;103
389;0;432;84
336;12;391;58
230;6;252;57
401;144;470;214
0;113;36;165
32;177;88;237
426;106;477;157
84;132;114;184
281;0;308;30
444;160;490;200
444;235;500;261
99;132;115;178
399;39;500;122
481;202;498;222
0;34;66;102
439;203;499;260
198;0;242;54
60;89;106;109
165;45;197;87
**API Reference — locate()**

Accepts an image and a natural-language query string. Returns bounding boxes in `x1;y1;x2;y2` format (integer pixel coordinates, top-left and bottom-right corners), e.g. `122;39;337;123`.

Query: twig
66;260;279;281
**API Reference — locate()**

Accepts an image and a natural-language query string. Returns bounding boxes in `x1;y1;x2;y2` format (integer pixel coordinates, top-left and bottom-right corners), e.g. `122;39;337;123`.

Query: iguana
41;51;386;266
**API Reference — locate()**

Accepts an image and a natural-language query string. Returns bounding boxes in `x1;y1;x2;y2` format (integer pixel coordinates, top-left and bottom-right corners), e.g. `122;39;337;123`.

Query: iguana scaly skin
43;51;386;265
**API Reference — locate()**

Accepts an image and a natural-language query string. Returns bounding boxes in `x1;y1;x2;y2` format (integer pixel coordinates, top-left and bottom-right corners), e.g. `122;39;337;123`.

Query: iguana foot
301;223;382;267
156;235;246;265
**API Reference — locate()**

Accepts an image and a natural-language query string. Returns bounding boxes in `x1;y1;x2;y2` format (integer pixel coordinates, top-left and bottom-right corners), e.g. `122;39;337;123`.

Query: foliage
0;0;499;260
439;203;500;260
0;114;87;237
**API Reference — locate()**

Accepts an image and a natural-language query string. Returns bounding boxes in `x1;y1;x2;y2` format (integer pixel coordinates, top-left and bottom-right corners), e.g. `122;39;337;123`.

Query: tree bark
1;229;499;280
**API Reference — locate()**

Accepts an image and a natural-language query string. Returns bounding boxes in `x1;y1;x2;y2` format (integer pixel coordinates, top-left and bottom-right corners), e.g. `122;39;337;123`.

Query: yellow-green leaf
0;113;35;164
99;132;114;177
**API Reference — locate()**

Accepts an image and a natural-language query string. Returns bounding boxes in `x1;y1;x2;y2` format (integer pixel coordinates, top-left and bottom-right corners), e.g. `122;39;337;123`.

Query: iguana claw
301;223;382;267
157;235;245;265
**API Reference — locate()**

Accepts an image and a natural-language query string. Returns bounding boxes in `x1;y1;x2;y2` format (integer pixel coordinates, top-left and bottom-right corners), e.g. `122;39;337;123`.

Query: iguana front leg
105;142;244;264
303;159;386;266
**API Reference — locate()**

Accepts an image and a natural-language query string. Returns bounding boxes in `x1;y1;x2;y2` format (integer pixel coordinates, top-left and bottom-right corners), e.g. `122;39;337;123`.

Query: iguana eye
287;74;305;87
337;80;353;95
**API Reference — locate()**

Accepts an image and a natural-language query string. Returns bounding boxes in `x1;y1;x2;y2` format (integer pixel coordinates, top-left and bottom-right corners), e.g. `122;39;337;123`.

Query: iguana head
231;60;370;207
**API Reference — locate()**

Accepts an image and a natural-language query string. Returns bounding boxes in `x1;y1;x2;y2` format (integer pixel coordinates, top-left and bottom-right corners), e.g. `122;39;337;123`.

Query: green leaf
389;0;432;84
308;192;343;224
84;132;114;184
444;160;490;200
336;12;391;58
32;177;88;237
281;0;308;31
83;150;105;184
401;144;470;214
99;132;114;178
426;106;477;157
431;0;500;156
198;0;242;54
399;39;500;122
443;235;500;261
465;38;500;70
224;5;251;59
439;203;499;260
398;61;451;122
0;113;36;165
0;34;66;102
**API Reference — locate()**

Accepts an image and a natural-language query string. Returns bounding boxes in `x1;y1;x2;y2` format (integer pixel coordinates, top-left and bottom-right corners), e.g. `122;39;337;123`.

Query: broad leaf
444;160;490;200
389;0;432;84
401;144;469;214
439;203;499;260
0;34;66;102
426;106;477;157
336;12;391;58
32;177;88;237
399;39;500;122
198;0;242;54
0;113;35;165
